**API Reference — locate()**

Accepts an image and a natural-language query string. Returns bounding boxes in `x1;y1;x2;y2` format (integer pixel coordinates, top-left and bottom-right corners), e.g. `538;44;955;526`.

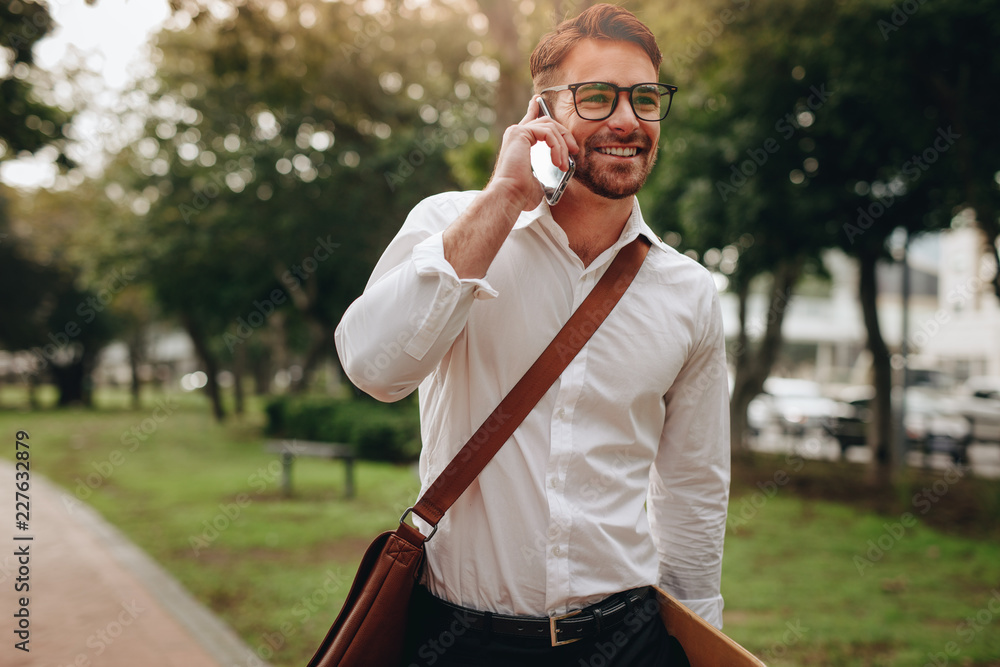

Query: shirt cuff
403;233;497;362
676;595;725;630
412;232;499;300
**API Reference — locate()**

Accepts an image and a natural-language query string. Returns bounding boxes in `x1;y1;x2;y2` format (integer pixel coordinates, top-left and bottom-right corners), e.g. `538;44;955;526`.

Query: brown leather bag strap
409;235;651;531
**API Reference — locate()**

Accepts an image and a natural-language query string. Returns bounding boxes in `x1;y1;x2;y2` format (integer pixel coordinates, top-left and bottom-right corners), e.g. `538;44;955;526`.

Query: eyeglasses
539;81;678;122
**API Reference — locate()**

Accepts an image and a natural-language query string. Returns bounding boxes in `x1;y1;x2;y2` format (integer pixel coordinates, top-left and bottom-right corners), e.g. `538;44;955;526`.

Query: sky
0;0;171;188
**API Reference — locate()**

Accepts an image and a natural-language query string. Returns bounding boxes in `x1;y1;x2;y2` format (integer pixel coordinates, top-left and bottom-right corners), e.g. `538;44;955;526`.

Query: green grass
2;388;999;666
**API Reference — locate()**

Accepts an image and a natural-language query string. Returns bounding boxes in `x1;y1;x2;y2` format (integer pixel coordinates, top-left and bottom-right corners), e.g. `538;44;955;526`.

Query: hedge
264;395;421;463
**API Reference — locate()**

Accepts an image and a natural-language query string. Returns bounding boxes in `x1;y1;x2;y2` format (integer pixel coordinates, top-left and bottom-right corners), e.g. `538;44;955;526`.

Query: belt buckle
549;609;582;647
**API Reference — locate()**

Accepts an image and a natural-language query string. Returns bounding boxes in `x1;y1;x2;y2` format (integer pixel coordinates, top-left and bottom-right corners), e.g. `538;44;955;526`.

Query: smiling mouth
595;146;640;157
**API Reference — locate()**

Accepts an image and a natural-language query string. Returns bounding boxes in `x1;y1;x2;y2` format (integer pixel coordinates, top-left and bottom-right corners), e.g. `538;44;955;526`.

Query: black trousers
400;586;690;667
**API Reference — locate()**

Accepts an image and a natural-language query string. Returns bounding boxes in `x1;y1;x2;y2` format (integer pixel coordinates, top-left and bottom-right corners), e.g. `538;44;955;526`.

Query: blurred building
721;224;1000;389
919;226;1000;380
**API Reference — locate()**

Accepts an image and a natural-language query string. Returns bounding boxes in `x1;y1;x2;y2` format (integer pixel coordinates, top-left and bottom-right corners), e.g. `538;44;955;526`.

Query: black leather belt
426;586;654;647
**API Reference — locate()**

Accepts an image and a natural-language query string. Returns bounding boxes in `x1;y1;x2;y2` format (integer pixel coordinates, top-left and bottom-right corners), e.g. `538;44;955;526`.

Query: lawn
2;388;999;666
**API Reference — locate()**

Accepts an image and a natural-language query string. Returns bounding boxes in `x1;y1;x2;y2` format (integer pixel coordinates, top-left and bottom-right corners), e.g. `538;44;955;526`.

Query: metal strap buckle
399;507;438;542
549;609;582;647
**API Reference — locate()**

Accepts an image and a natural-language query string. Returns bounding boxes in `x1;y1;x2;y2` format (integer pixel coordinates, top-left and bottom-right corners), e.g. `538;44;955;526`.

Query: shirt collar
513;196;664;251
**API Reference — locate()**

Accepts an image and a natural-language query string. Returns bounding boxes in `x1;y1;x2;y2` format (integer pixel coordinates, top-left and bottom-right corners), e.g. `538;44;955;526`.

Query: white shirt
335;191;730;629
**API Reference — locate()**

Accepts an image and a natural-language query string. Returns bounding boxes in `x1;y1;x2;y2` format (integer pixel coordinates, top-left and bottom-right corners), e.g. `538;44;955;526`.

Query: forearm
649;288;731;628
339;97;572;398
442;178;529;279
335;191;510;402
444;95;576;278
650;467;729;628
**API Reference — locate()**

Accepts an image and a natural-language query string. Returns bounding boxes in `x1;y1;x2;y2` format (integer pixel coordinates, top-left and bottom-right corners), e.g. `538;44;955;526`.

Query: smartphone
530;96;575;206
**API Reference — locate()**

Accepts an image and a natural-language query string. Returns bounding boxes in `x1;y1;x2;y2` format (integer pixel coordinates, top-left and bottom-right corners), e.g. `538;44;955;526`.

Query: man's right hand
442;96;579;279
488;95;579;212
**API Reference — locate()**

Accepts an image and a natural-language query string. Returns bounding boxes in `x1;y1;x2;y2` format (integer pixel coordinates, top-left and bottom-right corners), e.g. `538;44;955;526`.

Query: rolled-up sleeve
335;194;497;402
648;286;731;629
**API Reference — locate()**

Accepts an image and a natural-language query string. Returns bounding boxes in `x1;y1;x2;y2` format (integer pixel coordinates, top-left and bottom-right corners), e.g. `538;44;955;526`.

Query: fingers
489;96;578;200
517;97;577;171
519;95;542;124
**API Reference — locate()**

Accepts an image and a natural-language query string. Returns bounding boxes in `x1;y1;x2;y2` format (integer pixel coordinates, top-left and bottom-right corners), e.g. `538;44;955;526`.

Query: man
335;4;730;665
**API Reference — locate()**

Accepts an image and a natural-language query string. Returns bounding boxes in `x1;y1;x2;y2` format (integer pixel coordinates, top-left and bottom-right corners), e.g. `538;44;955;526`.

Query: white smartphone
530;96;575;206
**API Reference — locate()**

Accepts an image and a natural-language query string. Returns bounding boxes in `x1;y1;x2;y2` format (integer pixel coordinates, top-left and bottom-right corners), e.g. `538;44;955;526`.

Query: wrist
484;176;532;213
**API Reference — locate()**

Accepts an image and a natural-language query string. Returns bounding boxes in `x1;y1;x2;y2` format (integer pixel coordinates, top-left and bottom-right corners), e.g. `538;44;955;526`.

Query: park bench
265;440;356;498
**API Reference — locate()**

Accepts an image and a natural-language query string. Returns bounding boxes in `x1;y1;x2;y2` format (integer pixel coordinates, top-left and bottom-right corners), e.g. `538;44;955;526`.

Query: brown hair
529;4;662;92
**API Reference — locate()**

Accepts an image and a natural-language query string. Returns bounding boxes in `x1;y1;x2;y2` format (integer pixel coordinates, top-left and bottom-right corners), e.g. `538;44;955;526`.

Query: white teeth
597;147;638;157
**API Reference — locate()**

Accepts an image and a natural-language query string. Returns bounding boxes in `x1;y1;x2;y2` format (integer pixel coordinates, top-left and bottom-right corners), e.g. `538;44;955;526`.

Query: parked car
951;377;1000;444
820;395;870;454
822;387;973;462
748;378;848;436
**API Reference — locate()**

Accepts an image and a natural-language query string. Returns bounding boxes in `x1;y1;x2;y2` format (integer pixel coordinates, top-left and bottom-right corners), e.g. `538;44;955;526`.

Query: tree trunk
730;258;801;451
263;310;287;395
253;350;272;396
51;358;87;407
26;371;39;410
292;324;332;394
127;329;144;410
973;205;1000;301
857;248;894;485
181;313;226;422
479;0;530;134
233;342;246;416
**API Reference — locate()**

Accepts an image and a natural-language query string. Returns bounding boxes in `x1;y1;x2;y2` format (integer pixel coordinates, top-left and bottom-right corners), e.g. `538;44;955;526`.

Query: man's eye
576;84;614;105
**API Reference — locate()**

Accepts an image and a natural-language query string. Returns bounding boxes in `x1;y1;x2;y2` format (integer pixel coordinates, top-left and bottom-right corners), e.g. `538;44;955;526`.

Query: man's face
545;39;661;201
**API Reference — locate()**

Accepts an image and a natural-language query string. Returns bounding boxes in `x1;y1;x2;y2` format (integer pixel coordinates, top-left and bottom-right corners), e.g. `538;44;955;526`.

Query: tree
110;0;495;417
642;0;835;454
0;0;114;407
643;0;1000;480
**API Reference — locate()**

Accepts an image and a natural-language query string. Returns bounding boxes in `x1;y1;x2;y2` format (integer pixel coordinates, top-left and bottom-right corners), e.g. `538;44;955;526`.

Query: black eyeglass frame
539;81;679;122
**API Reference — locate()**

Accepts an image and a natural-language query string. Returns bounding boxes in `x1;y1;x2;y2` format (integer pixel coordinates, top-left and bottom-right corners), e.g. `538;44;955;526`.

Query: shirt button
553;546;562;557
556;408;566;419
549;477;558;489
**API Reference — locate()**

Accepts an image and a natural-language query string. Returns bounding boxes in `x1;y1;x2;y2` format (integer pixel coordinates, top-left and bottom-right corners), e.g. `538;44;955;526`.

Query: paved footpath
1;460;268;667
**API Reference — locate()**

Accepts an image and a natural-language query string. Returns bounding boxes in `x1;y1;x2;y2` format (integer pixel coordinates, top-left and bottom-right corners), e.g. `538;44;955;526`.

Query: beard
572;130;658;200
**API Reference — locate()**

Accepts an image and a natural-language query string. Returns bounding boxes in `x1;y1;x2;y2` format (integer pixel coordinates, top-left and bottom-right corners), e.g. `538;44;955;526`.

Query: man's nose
607;91;641;132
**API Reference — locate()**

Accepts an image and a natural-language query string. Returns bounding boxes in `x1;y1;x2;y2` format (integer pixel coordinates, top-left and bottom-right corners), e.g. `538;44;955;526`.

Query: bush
265;395;421;463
